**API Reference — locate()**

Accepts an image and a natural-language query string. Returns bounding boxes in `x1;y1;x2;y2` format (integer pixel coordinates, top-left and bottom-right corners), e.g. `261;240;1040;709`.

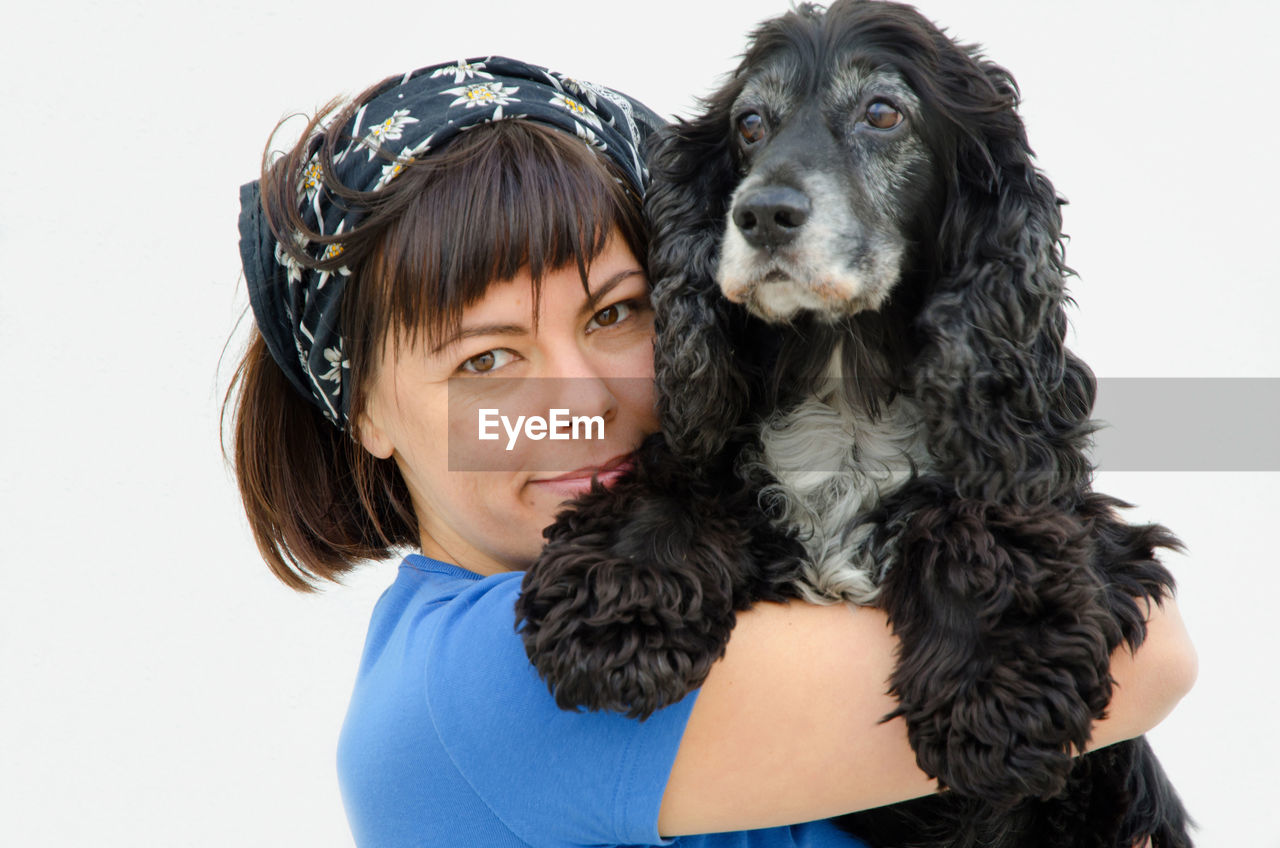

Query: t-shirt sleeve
425;573;699;848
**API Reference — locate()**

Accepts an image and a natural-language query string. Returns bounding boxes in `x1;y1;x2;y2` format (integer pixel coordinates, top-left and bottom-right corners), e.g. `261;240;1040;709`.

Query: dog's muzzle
719;176;902;322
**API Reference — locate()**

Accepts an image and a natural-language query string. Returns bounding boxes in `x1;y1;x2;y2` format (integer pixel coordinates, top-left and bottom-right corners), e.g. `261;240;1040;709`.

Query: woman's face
357;232;658;575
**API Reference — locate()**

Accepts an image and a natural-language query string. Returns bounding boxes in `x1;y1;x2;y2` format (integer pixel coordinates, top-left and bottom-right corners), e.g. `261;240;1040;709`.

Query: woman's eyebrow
583;269;645;313
430;323;527;354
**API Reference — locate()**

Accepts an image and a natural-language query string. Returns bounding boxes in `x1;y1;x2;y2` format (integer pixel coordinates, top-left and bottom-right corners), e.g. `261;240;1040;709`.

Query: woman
228;57;1195;846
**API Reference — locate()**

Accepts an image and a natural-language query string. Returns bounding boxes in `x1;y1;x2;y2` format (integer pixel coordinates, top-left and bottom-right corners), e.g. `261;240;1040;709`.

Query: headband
238;56;664;427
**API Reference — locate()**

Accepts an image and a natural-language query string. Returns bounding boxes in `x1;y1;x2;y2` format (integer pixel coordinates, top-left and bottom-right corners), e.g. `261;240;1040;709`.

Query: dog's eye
737;112;767;145
865;101;903;130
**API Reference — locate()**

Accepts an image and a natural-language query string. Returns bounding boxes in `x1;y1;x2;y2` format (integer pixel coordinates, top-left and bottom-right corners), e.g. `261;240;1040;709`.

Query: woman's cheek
615;364;659;431
447;386;523;473
606;331;659;427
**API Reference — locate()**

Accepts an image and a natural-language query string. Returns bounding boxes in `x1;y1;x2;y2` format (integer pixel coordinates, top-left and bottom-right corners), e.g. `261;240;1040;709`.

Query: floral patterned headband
237;56;664;427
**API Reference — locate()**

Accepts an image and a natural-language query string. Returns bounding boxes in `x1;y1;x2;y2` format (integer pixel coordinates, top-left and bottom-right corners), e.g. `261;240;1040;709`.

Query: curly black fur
516;1;1191;844
515;434;806;719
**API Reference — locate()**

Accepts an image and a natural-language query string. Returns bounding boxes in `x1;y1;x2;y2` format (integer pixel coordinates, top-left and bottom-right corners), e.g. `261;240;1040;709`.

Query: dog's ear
646;93;755;467
913;50;1097;505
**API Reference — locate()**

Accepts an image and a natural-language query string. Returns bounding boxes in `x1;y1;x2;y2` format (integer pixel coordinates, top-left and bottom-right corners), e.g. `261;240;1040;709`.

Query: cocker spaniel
517;1;1192;845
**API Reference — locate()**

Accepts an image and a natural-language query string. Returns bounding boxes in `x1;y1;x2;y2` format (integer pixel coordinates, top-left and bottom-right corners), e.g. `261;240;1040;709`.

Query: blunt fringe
224;99;647;590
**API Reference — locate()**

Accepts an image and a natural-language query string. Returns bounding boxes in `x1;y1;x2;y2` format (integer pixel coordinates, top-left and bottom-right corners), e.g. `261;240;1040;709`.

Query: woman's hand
657;595;1195;837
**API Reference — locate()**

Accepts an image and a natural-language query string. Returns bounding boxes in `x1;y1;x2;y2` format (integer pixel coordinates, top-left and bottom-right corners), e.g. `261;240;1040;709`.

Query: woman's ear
356;407;395;459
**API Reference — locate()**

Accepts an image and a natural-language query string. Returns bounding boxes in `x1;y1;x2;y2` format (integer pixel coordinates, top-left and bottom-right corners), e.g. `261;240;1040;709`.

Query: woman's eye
865;100;903;130
460;348;515;374
737;112;767;145
588;301;633;331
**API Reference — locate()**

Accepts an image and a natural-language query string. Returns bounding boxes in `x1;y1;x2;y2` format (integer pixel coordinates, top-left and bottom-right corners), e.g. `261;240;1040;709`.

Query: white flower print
550;73;603;110
316;244;352;290
361;108;419;160
300;158;324;201
376;159;407;189
375;151;413;190
549;92;601;129
320;345;349;383
274;232;308;284
372;132;437;190
573;121;607;152
404;132;435;158
430;60;494;84
315;223;351;290
444;82;520;119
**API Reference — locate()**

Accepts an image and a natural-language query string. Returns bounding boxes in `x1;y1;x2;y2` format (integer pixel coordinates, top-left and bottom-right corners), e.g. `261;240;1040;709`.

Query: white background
2;0;1277;845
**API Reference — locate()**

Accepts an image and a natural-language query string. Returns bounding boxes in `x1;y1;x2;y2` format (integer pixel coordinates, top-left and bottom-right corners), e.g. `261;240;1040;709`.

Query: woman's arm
658;596;1195;836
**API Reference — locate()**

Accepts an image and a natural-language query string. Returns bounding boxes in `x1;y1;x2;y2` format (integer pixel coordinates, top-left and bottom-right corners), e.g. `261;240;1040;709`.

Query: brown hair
223;102;647;591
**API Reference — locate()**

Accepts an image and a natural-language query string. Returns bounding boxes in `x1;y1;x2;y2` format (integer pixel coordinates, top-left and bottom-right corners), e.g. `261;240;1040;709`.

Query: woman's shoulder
342;555;546;773
337;556;707;846
342;555;511;682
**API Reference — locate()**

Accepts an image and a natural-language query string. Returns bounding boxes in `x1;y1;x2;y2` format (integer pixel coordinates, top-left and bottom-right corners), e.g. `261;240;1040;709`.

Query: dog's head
648;1;1083;478
697;0;1028;324
720;55;935;320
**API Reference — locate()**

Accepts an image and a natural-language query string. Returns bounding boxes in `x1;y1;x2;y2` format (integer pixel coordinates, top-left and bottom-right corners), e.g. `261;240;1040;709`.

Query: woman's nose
544;347;618;422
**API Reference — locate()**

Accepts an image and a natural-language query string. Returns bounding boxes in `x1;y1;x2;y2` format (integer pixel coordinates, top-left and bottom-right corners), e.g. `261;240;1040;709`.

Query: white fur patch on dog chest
747;350;931;605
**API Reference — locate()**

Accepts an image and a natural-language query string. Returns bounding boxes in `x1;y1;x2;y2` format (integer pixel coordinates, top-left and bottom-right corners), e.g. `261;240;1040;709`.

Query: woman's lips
529;454;635;498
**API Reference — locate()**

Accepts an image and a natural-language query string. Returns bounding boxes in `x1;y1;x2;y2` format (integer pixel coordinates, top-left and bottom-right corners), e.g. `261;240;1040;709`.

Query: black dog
517;1;1191;844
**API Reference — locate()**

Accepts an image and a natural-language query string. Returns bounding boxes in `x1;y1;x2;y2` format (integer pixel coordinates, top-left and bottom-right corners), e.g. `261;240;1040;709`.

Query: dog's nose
733;186;811;249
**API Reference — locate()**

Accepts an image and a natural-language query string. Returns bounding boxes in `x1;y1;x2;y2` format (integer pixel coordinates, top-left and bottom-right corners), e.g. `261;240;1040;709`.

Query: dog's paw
895;647;1101;802
880;488;1120;802
515;481;743;719
515;539;735;719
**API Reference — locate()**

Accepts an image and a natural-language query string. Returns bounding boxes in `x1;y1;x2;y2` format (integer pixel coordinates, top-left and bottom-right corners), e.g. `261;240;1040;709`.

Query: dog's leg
515;445;799;718
873;478;1119;803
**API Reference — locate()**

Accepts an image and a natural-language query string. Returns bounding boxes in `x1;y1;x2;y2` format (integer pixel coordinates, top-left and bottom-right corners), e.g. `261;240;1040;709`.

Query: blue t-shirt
337;554;871;847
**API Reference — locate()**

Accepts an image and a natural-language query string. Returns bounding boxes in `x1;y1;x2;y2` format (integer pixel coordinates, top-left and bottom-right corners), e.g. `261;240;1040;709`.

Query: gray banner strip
1091;378;1280;471
444;376;1280;472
